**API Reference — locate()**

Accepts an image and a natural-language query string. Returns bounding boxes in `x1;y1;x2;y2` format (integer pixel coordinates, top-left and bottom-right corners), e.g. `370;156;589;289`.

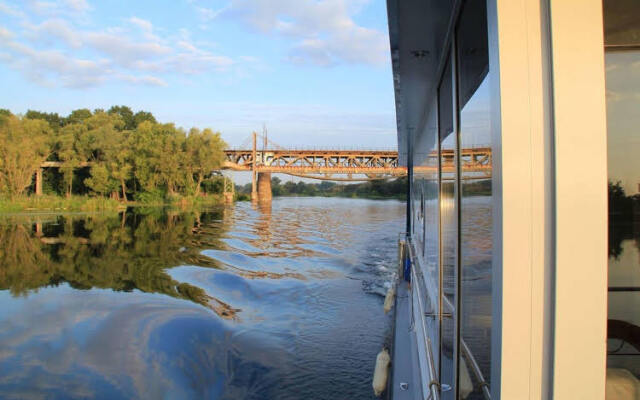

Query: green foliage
108;106;157;130
0;107;228;205
85;164;115;196
133;111;157;126
108;105;135;130
201;176;225;194
0;116;51;198
66;108;93;125
185;128;226;196
133;189;166;204
25;110;63;131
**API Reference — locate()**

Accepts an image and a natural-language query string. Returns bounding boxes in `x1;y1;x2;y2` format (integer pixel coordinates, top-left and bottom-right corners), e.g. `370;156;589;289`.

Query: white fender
372;348;391;397
383;285;396;314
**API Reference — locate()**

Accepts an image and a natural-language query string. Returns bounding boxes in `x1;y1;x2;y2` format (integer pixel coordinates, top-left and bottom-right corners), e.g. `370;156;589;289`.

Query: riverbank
0;194;226;213
271;193;406;201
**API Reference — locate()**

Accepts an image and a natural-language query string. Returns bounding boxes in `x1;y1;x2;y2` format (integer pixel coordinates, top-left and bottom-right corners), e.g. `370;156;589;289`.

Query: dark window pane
605;12;640;384
457;0;492;398
457;0;489;109
603;0;640;47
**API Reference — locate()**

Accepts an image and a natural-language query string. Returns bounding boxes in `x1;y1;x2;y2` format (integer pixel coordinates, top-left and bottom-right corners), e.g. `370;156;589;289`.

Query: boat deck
390;281;424;400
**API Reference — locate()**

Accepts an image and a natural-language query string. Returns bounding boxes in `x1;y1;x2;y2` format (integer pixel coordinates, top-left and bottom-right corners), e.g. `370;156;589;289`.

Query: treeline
609;180;640;258
237;176;408;199
0;106;226;202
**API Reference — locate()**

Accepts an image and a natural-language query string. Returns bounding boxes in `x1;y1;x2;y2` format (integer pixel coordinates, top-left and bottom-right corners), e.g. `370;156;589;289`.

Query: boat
384;0;640;398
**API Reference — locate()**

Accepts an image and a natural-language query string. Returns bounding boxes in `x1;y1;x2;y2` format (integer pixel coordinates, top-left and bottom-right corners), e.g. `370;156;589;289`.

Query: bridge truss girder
224;148;492;182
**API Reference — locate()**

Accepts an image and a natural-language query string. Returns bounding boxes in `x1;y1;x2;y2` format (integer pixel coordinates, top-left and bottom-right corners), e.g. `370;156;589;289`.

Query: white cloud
26;19;83;47
119;74;168;87
128;17;153;33
0;26;13;40
64;0;89;12
3;39;111;87
196;6;225;22
0;2;24;17
84;31;171;67
27;0;91;18
212;0;389;67
0;7;239;88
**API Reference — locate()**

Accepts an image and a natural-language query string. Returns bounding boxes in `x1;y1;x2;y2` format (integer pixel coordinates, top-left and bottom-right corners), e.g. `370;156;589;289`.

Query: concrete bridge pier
257;172;272;203
35;168;43;196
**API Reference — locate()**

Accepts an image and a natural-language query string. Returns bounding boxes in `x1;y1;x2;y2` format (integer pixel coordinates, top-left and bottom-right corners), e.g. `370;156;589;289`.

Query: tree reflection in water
0;208;241;319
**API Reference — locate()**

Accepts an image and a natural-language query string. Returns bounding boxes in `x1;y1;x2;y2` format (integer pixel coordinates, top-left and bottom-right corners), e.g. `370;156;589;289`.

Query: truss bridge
224;133;492;202
223;147;492;180
224;149;404;178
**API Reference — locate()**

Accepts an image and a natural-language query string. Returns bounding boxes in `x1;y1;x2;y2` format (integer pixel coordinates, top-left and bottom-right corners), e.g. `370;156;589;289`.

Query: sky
0;0;397;149
605;51;640;195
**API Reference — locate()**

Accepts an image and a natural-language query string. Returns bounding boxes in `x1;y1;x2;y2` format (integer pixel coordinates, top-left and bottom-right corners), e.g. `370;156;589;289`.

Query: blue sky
0;0;397;149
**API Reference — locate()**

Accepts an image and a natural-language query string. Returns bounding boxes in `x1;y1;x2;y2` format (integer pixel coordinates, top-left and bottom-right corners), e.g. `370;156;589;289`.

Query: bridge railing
225;144;491;152
225;146;399;152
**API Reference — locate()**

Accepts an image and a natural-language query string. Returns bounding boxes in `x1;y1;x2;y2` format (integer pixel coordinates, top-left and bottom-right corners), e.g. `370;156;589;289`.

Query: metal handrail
408;239;491;400
441;294;491;399
407;242;440;400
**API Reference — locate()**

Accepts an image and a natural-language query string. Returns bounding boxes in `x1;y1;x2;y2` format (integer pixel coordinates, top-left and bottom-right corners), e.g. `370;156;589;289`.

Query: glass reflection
456;0;492;397
439;55;458;399
458;77;492;400
603;0;640;48
604;9;640;390
412;99;441;380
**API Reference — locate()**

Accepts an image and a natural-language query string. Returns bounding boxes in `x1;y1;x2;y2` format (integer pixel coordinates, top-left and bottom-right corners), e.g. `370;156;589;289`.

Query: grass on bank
0;194;227;213
0;195;123;213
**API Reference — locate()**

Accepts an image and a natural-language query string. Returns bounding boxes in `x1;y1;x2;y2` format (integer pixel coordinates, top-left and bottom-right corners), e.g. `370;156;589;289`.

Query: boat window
423;99;441;375
438;54;458;400
456;0;492;397
603;0;640;393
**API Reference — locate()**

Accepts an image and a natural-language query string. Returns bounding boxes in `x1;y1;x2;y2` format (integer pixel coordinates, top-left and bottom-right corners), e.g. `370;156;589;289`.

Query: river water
0;197;405;399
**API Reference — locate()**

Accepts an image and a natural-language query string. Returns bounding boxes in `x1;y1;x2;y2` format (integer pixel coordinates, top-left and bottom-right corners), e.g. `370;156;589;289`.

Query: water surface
0;197;404;399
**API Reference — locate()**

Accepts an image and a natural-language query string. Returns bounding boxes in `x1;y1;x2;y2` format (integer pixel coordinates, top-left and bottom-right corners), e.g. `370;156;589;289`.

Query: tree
283;181;297;194
130;121;162;193
57;123;89;197
156;126;184;195
105;129;133;201
108;105;135;130
81;112;130;200
185;128;226;196
133;111;156;127
271;176;282;196
0;116;51;198
85;164;115;196
66;109;93;125
25;110;63;131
